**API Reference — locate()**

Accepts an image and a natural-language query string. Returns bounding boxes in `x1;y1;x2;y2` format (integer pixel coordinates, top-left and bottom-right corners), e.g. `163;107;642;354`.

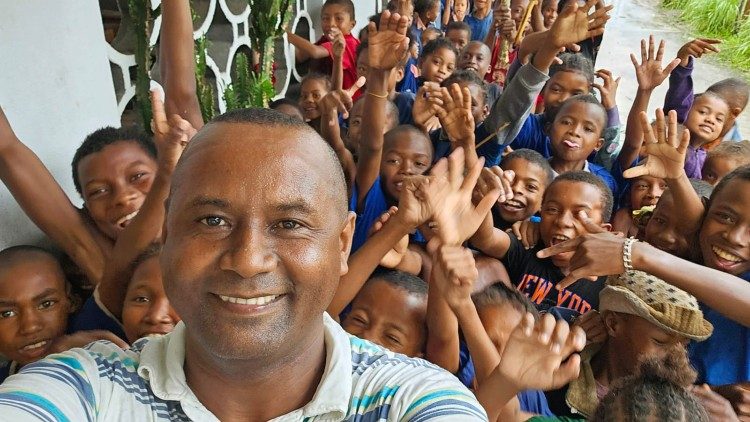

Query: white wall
0;0;120;248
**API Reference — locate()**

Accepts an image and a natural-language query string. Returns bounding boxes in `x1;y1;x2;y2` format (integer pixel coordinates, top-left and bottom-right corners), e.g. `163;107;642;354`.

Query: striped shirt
0;313;487;421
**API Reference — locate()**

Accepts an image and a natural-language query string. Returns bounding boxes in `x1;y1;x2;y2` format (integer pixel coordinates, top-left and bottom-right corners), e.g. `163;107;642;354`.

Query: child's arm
98;92;194;319
355;11;410;208
664;38;720;123
442;0;453;26
539;227;750;327
624;109;705;234
591;69;622;169
286;31;330;62
0;106;106;284
619;36;680;171
159;0;204;129
475;313;586;420
467;167;515;259
369;210;423;275
331;29;345;91
436;84;479;169
484;0;612;147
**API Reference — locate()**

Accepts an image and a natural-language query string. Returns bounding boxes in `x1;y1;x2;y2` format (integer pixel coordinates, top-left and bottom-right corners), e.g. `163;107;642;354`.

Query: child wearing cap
544;270;713;419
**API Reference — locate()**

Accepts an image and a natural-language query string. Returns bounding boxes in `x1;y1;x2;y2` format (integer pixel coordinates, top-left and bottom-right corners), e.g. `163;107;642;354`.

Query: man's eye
39;300;56;310
134;296;150;303
201;216;227;227
275;220;301;230
0;310;15;318
131;172;147;183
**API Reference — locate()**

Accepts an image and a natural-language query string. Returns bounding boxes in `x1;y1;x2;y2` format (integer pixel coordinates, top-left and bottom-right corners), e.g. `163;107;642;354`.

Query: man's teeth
116;210;139;226
712;246;743;263
22;340;48;351
219;294;279;306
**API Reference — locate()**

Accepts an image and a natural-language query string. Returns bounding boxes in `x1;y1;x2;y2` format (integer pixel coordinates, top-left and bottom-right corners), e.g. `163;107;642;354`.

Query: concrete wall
0;0;120;248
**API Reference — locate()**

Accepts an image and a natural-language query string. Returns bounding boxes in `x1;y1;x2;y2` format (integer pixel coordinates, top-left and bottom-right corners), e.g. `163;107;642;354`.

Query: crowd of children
1;0;750;420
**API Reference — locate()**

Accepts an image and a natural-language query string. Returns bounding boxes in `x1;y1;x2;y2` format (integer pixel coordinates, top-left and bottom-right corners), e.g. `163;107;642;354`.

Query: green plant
681;0;738;37
128;0;160;132
195;35;217;121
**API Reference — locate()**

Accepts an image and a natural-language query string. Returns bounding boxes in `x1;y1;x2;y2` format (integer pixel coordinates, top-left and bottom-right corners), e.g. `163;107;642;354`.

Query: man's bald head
172;108;349;217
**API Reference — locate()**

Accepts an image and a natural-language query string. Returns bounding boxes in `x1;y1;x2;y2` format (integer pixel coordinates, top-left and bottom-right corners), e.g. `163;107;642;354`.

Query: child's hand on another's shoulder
150;90;195;173
432;245;478;312
624;108;689;181
367;10;410;71
676;38;720;68
630;35;680;92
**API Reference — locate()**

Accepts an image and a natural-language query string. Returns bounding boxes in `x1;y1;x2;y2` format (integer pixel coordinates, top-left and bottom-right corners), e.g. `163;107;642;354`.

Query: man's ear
339;211;357;276
482;103;490;119
602;310;619;337
601;222;613;232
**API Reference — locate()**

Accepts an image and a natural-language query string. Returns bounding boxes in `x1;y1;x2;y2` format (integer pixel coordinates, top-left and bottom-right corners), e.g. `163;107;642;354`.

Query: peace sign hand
150;90;195;173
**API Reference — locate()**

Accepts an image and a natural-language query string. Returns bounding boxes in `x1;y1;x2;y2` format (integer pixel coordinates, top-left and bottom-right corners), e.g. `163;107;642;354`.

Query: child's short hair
501;148;554;185
71;127;155;195
689;178;714;200
415;0;440;14
592;358;708;422
707;77;750;110
300;72;332;91
557;94;607;132
322;0;355;20
472;282;538;317
352;97;400;130
384;124;434;155
270;98;304;114
369;268;427;297
546;171;614;221
549;52;595;85
446;21;471;37
0;245;63;270
420;38;459;63
707;139;750;165
423;27;443;40
127;242;162;279
441;69;487;103
709;164;750;203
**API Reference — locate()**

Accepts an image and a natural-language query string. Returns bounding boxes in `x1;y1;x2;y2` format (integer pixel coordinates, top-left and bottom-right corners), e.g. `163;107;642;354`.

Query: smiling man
0;108;486;421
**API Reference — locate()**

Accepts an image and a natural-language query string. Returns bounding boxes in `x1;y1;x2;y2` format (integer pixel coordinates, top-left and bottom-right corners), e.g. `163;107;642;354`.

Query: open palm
548;0;612;48
624;109;688;180
367;11;409;70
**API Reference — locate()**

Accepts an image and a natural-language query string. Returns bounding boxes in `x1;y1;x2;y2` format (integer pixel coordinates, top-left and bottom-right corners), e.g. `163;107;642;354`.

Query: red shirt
313;33;360;90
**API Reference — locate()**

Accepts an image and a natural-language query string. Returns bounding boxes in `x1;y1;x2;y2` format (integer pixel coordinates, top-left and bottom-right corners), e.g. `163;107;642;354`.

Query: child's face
699;178;750;275
629;175;666;209
702;155;738;186
549;101;605;163
644;192;694;259
422;1;440;24
542;71;590;117
498;158;547;223
457;80;489;124
299;79;329;121
346;101;364;153
453;0;468;19
420;47;457;84
684;95;729;146
122;256;180;344
0;259;70;365
446;29;470;52
510;0;530;25
342;280;427;357
606;312;687;376
321;4;355;36
474;0;490;11
78;141;157;240
459;43;491;78
476;302;524;355
380;131;433;200
542;0;559;27
540;180;608;268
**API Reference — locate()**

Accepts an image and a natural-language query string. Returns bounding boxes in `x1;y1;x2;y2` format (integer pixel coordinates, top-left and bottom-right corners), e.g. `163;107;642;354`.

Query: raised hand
368;207;410;268
473;166;515;206
431;245;478;311
367;10;410;71
690;385;741;422
547;0;612;48
593;69;620;110
331;27;345;59
150;90;195;173
573;310;607;345
537;211;625;290
412;82;443;131
320;76;366;122
623;109;689;180
677;38;721;67
423;148;500;248
630;35;681;92
491;312;586;392
435;84;475;144
492;5;517;41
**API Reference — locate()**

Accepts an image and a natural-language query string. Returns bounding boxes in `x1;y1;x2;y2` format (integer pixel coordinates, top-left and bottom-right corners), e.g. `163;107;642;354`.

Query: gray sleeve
483;63;549;146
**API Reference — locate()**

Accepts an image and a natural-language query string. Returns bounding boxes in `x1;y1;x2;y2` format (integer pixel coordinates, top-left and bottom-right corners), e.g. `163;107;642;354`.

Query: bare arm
287;31;330;62
0;106;105;284
160;0;204;129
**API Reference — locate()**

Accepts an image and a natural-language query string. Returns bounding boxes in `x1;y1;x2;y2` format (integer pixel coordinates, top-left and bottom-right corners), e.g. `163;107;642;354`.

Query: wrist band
623;237;637;273
366;91;388;99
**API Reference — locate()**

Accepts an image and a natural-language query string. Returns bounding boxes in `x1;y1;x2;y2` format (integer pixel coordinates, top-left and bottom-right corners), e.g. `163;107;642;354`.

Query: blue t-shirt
431;122;507;167
690;272;750;385
397;56;419;94
394;92;416;125
350;177;392;253
69;296;127;342
464;12;493;42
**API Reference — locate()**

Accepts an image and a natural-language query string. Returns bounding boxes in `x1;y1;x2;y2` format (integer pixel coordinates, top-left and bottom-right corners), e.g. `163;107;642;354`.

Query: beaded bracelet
623;237;637;273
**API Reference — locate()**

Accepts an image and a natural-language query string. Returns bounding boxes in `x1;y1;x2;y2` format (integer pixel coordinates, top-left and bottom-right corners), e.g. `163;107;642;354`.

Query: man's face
161;122;354;362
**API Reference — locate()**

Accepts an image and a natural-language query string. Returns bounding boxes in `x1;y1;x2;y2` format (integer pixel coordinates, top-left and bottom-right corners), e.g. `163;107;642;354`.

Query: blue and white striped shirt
0;313;487;421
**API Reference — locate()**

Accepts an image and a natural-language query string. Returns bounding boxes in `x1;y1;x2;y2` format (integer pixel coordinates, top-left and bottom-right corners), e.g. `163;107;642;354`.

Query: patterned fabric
0;314;486;421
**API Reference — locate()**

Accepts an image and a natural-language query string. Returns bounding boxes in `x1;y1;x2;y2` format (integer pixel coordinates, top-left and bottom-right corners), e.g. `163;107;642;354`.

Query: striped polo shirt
0;313;487;421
